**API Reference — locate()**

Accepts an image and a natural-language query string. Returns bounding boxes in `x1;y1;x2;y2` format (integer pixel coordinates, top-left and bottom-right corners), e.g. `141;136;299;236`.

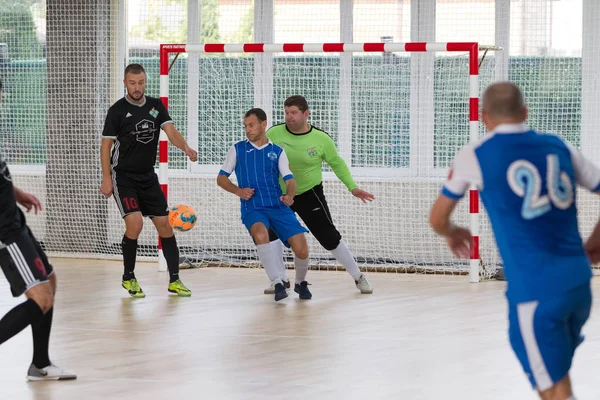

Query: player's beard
129;90;144;101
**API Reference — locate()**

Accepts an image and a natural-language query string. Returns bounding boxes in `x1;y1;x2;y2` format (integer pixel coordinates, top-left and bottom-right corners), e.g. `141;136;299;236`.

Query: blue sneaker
294;281;312;300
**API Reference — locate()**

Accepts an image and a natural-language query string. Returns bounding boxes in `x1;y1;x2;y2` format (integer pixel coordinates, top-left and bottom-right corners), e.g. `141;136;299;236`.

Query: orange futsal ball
169;204;197;232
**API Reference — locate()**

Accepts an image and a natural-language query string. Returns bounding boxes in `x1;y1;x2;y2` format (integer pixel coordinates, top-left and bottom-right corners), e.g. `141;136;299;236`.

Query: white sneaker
264;280;290;294
27;363;77;381
355;274;373;294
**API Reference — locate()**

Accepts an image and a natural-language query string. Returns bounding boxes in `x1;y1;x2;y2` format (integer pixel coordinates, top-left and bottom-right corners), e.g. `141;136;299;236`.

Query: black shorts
112;170;169;218
268;183;342;250
0;227;54;297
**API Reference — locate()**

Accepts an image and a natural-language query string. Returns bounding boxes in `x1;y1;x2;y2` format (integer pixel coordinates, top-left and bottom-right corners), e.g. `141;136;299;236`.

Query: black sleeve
102;107;119;139
156;100;173;128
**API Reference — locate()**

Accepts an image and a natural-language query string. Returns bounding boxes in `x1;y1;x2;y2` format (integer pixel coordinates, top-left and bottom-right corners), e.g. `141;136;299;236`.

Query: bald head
481;82;527;129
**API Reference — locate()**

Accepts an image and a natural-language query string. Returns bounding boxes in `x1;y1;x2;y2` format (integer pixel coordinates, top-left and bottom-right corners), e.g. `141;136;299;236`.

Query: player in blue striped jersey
217;108;311;301
430;82;600;400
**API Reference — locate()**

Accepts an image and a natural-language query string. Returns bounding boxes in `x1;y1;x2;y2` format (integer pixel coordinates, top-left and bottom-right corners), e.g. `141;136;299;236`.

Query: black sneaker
274;282;288;301
294;281;312;300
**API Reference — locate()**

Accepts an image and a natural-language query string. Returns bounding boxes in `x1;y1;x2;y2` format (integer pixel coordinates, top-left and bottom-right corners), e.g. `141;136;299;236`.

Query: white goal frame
159;42;488;282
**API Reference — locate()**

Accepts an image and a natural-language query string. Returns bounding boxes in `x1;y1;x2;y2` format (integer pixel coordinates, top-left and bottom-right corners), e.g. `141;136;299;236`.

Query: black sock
161;235;180;283
122;235;138;280
32;307;52;369
0;299;43;346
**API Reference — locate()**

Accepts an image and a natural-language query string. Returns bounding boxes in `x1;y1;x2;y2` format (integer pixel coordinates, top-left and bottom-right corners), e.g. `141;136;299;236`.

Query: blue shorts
508;283;592;391
242;207;308;247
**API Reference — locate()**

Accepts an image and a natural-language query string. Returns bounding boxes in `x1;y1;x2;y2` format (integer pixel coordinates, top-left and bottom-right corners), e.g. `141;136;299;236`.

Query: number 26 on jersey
507;154;574;220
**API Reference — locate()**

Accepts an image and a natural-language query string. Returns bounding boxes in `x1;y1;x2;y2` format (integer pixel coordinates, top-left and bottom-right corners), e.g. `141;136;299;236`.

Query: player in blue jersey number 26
430;82;600;400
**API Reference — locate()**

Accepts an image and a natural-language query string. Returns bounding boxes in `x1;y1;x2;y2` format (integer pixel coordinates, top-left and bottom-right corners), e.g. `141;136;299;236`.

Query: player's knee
319;235;341;251
125;225;143;238
153;216;173;237
253;230;270;244
294;246;309;260
292;236;309;260
27;287;54;314
250;223;269;244
124;215;144;238
38;294;54;314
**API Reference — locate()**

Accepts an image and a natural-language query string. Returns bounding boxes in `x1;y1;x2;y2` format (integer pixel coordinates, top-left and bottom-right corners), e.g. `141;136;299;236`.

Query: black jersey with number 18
102;96;173;174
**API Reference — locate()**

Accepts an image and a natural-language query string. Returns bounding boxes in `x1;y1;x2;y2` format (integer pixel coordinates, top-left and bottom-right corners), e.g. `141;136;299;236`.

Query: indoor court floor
0;258;598;400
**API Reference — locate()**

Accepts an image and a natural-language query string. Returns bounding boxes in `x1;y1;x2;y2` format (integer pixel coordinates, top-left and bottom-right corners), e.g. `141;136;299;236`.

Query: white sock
269;240;288;282
330;240;362;280
294;256;309;284
257;243;282;285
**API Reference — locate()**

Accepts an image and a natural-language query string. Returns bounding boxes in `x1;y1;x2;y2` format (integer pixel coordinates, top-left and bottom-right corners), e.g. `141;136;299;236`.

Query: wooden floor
0;259;599;400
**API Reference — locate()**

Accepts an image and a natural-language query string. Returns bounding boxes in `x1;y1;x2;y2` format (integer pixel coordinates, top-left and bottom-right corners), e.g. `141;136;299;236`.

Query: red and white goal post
157;42;501;283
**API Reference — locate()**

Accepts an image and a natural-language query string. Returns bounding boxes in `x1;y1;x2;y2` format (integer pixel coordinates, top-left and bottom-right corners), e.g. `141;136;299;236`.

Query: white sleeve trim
443;144;483;196
220;145;237;174
564;140;600;192
278;149;293;178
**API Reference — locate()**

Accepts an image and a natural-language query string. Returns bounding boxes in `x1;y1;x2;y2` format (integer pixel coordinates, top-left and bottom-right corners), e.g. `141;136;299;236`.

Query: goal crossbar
158;42;490;282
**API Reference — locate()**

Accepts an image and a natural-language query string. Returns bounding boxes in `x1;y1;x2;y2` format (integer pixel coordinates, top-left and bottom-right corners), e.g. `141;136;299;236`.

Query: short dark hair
124;63;146;77
244;108;267;122
284;95;309;113
482;82;525;119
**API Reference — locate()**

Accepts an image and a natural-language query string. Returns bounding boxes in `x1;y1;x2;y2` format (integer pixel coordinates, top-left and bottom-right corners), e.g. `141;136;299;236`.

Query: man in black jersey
100;64;198;298
0;79;76;380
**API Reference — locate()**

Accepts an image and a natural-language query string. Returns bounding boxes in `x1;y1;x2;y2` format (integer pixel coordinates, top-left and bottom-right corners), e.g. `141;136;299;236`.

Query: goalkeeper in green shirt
264;95;374;294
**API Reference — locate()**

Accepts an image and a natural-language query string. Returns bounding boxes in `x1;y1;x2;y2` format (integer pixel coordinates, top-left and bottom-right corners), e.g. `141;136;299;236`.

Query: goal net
156;42;501;281
2;0;592;285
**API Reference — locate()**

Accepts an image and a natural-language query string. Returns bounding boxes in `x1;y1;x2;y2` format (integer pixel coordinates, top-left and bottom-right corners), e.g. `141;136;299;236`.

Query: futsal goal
157;42;502;282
